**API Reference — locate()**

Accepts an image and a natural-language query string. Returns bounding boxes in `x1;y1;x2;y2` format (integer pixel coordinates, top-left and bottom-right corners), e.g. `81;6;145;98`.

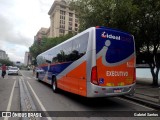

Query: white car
8;67;19;75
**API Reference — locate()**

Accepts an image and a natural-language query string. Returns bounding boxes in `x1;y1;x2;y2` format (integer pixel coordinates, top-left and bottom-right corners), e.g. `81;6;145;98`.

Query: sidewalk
124;78;160;110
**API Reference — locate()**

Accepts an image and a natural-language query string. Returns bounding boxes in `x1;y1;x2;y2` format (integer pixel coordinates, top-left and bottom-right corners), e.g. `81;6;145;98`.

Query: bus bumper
87;83;136;97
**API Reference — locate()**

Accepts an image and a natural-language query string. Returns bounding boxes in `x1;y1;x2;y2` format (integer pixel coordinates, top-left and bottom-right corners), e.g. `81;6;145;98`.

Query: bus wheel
36;73;40;82
52;77;58;93
36;72;38;78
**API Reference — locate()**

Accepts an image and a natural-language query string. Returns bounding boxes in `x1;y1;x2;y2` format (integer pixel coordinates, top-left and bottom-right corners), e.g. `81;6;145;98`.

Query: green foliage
69;0;138;32
69;0;160;86
29;33;74;60
0;59;13;66
133;0;160;86
69;0;114;31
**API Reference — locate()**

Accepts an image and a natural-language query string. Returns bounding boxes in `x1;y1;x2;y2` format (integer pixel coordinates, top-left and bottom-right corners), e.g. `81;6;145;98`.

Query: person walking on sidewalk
1;64;7;78
32;65;36;76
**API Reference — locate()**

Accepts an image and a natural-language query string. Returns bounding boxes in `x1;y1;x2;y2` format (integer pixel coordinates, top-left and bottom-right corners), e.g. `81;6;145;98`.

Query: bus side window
52;41;73;63
72;32;89;61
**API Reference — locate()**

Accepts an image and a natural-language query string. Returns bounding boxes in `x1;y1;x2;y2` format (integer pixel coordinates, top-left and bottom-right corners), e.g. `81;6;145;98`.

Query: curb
123;95;160;110
19;78;41;120
19;78;37;111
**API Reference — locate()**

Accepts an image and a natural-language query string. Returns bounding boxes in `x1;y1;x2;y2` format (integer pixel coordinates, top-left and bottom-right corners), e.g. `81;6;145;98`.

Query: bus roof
96;26;131;35
37;27;95;57
37;26;132;58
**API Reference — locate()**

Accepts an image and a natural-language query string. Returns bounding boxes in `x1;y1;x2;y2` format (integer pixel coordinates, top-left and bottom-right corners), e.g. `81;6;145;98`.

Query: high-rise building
24;52;31;66
48;0;79;37
34;27;48;43
0;50;9;60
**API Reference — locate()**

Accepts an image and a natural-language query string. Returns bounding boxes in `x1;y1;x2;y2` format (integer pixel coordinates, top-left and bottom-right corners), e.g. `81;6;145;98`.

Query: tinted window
10;68;18;70
37;56;46;65
52;40;72;63
52;32;89;63
71;32;89;61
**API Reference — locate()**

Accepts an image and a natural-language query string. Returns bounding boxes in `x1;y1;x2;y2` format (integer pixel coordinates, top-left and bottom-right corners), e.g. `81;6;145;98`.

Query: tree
69;0;138;31
69;0;160;86
0;59;13;66
69;0;116;31
29;33;74;63
133;0;160;86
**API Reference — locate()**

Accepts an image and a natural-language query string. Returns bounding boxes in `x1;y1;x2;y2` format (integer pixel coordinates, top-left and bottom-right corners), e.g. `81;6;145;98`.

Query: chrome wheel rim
53;82;56;91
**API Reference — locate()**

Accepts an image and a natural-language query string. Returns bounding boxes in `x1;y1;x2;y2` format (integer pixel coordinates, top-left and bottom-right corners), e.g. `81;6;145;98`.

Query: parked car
8;67;19;75
8;66;13;69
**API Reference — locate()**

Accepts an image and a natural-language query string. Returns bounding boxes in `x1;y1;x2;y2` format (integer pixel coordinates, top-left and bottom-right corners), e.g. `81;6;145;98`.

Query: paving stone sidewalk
125;78;160;110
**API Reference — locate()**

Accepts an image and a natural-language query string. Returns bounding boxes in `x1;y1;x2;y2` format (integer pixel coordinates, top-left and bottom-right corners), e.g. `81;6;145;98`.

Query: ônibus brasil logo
101;31;120;40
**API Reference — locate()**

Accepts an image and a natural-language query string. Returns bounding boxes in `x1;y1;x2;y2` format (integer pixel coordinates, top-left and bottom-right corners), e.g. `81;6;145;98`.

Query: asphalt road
0;70;159;120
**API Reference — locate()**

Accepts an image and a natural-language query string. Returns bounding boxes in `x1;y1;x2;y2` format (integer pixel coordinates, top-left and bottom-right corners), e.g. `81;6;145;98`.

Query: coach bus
36;26;136;97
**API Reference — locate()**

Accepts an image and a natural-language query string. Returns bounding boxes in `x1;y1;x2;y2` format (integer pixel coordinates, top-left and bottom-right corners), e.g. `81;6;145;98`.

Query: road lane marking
27;77;31;79
32;77;37;79
4;80;16;120
27;81;52;120
13;77;16;80
116;97;155;110
19;78;37;112
20;71;25;78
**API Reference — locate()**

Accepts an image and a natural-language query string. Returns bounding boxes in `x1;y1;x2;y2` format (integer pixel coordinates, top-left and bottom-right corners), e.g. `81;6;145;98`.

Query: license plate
113;88;122;93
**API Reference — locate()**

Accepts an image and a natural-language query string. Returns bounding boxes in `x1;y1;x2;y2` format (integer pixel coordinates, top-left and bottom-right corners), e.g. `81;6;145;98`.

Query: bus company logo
101;32;107;38
101;31;121;40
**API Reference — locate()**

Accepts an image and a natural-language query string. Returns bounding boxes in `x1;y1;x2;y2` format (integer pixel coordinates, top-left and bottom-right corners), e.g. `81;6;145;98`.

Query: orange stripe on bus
57;61;87;96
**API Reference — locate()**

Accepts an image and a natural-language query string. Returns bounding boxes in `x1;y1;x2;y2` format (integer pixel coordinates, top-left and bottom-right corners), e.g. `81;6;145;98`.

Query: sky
0;0;54;63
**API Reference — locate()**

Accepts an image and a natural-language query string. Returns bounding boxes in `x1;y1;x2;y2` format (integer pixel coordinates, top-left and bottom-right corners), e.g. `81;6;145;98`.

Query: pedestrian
1;64;7;78
33;65;36;76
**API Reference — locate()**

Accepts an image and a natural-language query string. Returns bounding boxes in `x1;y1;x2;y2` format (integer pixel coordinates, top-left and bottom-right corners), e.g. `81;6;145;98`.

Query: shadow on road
38;80;125;110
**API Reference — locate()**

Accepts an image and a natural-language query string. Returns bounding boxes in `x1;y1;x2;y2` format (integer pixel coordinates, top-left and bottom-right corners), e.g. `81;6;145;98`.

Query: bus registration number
113;88;122;93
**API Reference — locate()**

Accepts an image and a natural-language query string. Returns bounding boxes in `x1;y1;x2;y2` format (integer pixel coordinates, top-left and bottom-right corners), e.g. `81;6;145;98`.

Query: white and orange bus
36;26;136;97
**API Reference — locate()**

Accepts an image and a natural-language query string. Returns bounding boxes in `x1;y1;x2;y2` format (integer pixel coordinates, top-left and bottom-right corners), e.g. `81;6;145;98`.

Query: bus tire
52;77;58;93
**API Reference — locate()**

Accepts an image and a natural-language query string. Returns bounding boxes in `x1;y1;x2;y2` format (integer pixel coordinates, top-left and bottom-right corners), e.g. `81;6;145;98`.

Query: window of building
69;13;73;17
59;29;65;34
62;20;65;24
60;5;66;9
60;15;65;20
75;27;78;31
60;10;65;15
75;19;78;23
69;22;72;26
75;23;78;27
69;18;73;21
60;24;65;29
69;27;72;31
60;12;65;30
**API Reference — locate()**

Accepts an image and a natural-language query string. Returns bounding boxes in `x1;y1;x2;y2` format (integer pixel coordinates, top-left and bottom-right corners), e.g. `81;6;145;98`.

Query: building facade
34;27;48;43
24;52;31;66
48;0;79;37
0;50;9;60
